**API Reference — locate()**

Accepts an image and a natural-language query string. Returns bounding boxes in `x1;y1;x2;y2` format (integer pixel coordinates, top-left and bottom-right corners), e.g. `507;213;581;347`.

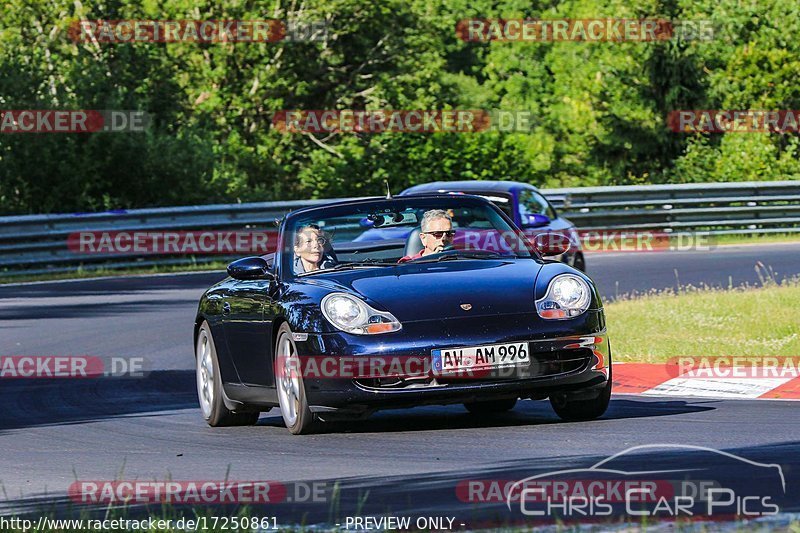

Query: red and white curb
612;362;800;400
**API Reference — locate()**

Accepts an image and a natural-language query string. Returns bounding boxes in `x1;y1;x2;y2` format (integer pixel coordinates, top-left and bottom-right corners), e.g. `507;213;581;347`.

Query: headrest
403;227;424;257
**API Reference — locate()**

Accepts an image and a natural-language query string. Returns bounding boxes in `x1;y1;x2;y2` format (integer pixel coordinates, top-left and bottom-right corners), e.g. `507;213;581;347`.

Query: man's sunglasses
422;230;455;239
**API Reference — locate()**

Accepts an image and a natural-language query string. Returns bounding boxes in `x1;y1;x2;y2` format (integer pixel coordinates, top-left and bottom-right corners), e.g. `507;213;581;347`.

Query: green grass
713;232;800;246
607;278;800;363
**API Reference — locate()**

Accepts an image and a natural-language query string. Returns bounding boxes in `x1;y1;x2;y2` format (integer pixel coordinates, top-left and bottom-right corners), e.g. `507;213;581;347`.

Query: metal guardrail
543;180;800;232
2;181;799;276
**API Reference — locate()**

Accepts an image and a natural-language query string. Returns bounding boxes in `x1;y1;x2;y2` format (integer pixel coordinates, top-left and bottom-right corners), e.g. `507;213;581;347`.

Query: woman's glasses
300;237;327;247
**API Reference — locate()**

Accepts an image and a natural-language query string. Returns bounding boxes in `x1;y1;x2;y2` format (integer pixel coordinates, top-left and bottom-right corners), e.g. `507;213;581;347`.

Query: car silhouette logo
460;303;473;311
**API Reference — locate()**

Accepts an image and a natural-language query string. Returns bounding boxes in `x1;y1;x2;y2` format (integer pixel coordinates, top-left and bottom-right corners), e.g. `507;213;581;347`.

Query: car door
222;278;278;387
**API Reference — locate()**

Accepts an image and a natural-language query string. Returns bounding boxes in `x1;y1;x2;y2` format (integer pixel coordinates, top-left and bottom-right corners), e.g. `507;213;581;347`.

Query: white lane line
642;377;793;399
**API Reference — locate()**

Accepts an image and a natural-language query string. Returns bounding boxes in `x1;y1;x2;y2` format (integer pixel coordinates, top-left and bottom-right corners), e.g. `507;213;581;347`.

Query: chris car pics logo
503;444;785;519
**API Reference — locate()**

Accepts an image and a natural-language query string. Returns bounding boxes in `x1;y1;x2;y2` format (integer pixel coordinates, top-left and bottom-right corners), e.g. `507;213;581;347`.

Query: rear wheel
195;321;259;427
275;323;318;434
550;378;611;421
464;398;517;414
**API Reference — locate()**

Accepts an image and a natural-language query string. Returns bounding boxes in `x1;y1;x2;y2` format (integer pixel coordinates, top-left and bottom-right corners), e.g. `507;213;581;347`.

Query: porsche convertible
193;194;611;434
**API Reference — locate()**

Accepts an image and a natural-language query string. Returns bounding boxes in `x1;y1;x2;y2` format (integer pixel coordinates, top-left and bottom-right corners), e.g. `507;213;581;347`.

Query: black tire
550;377;611;422
464;397;518;414
195;321;259;427
274;323;318;435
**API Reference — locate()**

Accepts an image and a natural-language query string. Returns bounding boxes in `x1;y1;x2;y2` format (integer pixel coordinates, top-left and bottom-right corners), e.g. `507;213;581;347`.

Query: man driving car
398;209;454;263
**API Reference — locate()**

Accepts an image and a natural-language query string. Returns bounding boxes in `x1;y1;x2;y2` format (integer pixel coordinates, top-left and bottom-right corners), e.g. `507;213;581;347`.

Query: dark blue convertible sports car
194;194;611;434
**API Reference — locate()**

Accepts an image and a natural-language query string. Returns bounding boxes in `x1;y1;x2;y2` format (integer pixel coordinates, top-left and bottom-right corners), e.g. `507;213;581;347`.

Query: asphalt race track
1;242;799;526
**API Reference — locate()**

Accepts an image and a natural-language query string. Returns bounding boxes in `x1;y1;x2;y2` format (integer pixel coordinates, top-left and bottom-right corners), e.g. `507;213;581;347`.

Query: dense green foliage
1;0;799;214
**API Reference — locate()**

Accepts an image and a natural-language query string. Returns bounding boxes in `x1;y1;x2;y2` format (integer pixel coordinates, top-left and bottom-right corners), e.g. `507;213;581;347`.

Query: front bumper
292;310;610;413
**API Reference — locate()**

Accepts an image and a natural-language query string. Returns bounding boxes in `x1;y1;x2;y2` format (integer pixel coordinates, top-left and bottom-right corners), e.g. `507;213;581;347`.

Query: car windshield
458;191;514;218
283;196;534;277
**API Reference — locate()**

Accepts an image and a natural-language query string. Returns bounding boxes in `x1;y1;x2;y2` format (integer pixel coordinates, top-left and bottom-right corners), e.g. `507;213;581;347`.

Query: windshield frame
278;194;539;280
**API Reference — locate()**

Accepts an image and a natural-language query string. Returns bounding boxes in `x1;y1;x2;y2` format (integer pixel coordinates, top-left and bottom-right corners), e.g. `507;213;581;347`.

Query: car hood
296;259;543;322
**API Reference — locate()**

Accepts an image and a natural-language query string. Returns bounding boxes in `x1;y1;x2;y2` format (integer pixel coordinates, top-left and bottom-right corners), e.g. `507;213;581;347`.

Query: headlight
321;293;402;335
536;274;592;319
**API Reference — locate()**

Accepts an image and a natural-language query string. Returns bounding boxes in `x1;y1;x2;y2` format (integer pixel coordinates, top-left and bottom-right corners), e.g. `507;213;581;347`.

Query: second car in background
400;180;585;271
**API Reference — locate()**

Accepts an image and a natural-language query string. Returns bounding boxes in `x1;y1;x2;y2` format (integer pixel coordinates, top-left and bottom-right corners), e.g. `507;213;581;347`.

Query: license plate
432;342;530;374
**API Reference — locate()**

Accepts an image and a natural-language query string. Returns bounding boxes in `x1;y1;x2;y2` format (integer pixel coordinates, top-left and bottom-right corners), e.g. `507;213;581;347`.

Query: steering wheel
421;246;460;260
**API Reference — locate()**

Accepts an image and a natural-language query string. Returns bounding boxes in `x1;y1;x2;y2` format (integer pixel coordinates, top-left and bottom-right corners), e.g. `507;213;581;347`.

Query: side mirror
533;232;572;257
523;213;551;228
227;256;274;281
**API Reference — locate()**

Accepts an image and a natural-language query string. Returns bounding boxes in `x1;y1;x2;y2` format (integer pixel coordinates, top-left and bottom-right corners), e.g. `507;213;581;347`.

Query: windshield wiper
414;250;508;263
299;260;396;276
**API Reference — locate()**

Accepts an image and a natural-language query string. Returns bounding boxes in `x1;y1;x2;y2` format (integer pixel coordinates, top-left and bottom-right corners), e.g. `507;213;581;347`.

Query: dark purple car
400;180;585;271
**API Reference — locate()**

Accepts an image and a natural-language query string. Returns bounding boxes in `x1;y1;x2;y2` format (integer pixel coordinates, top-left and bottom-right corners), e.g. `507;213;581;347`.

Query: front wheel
195;321;259;427
464;397;517;414
550;378;611;421
275;323;318;434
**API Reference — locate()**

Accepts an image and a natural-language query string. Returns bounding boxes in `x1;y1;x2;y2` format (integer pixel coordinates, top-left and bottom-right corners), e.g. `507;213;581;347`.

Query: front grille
354;376;440;390
353;348;593;389
527;348;593;377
